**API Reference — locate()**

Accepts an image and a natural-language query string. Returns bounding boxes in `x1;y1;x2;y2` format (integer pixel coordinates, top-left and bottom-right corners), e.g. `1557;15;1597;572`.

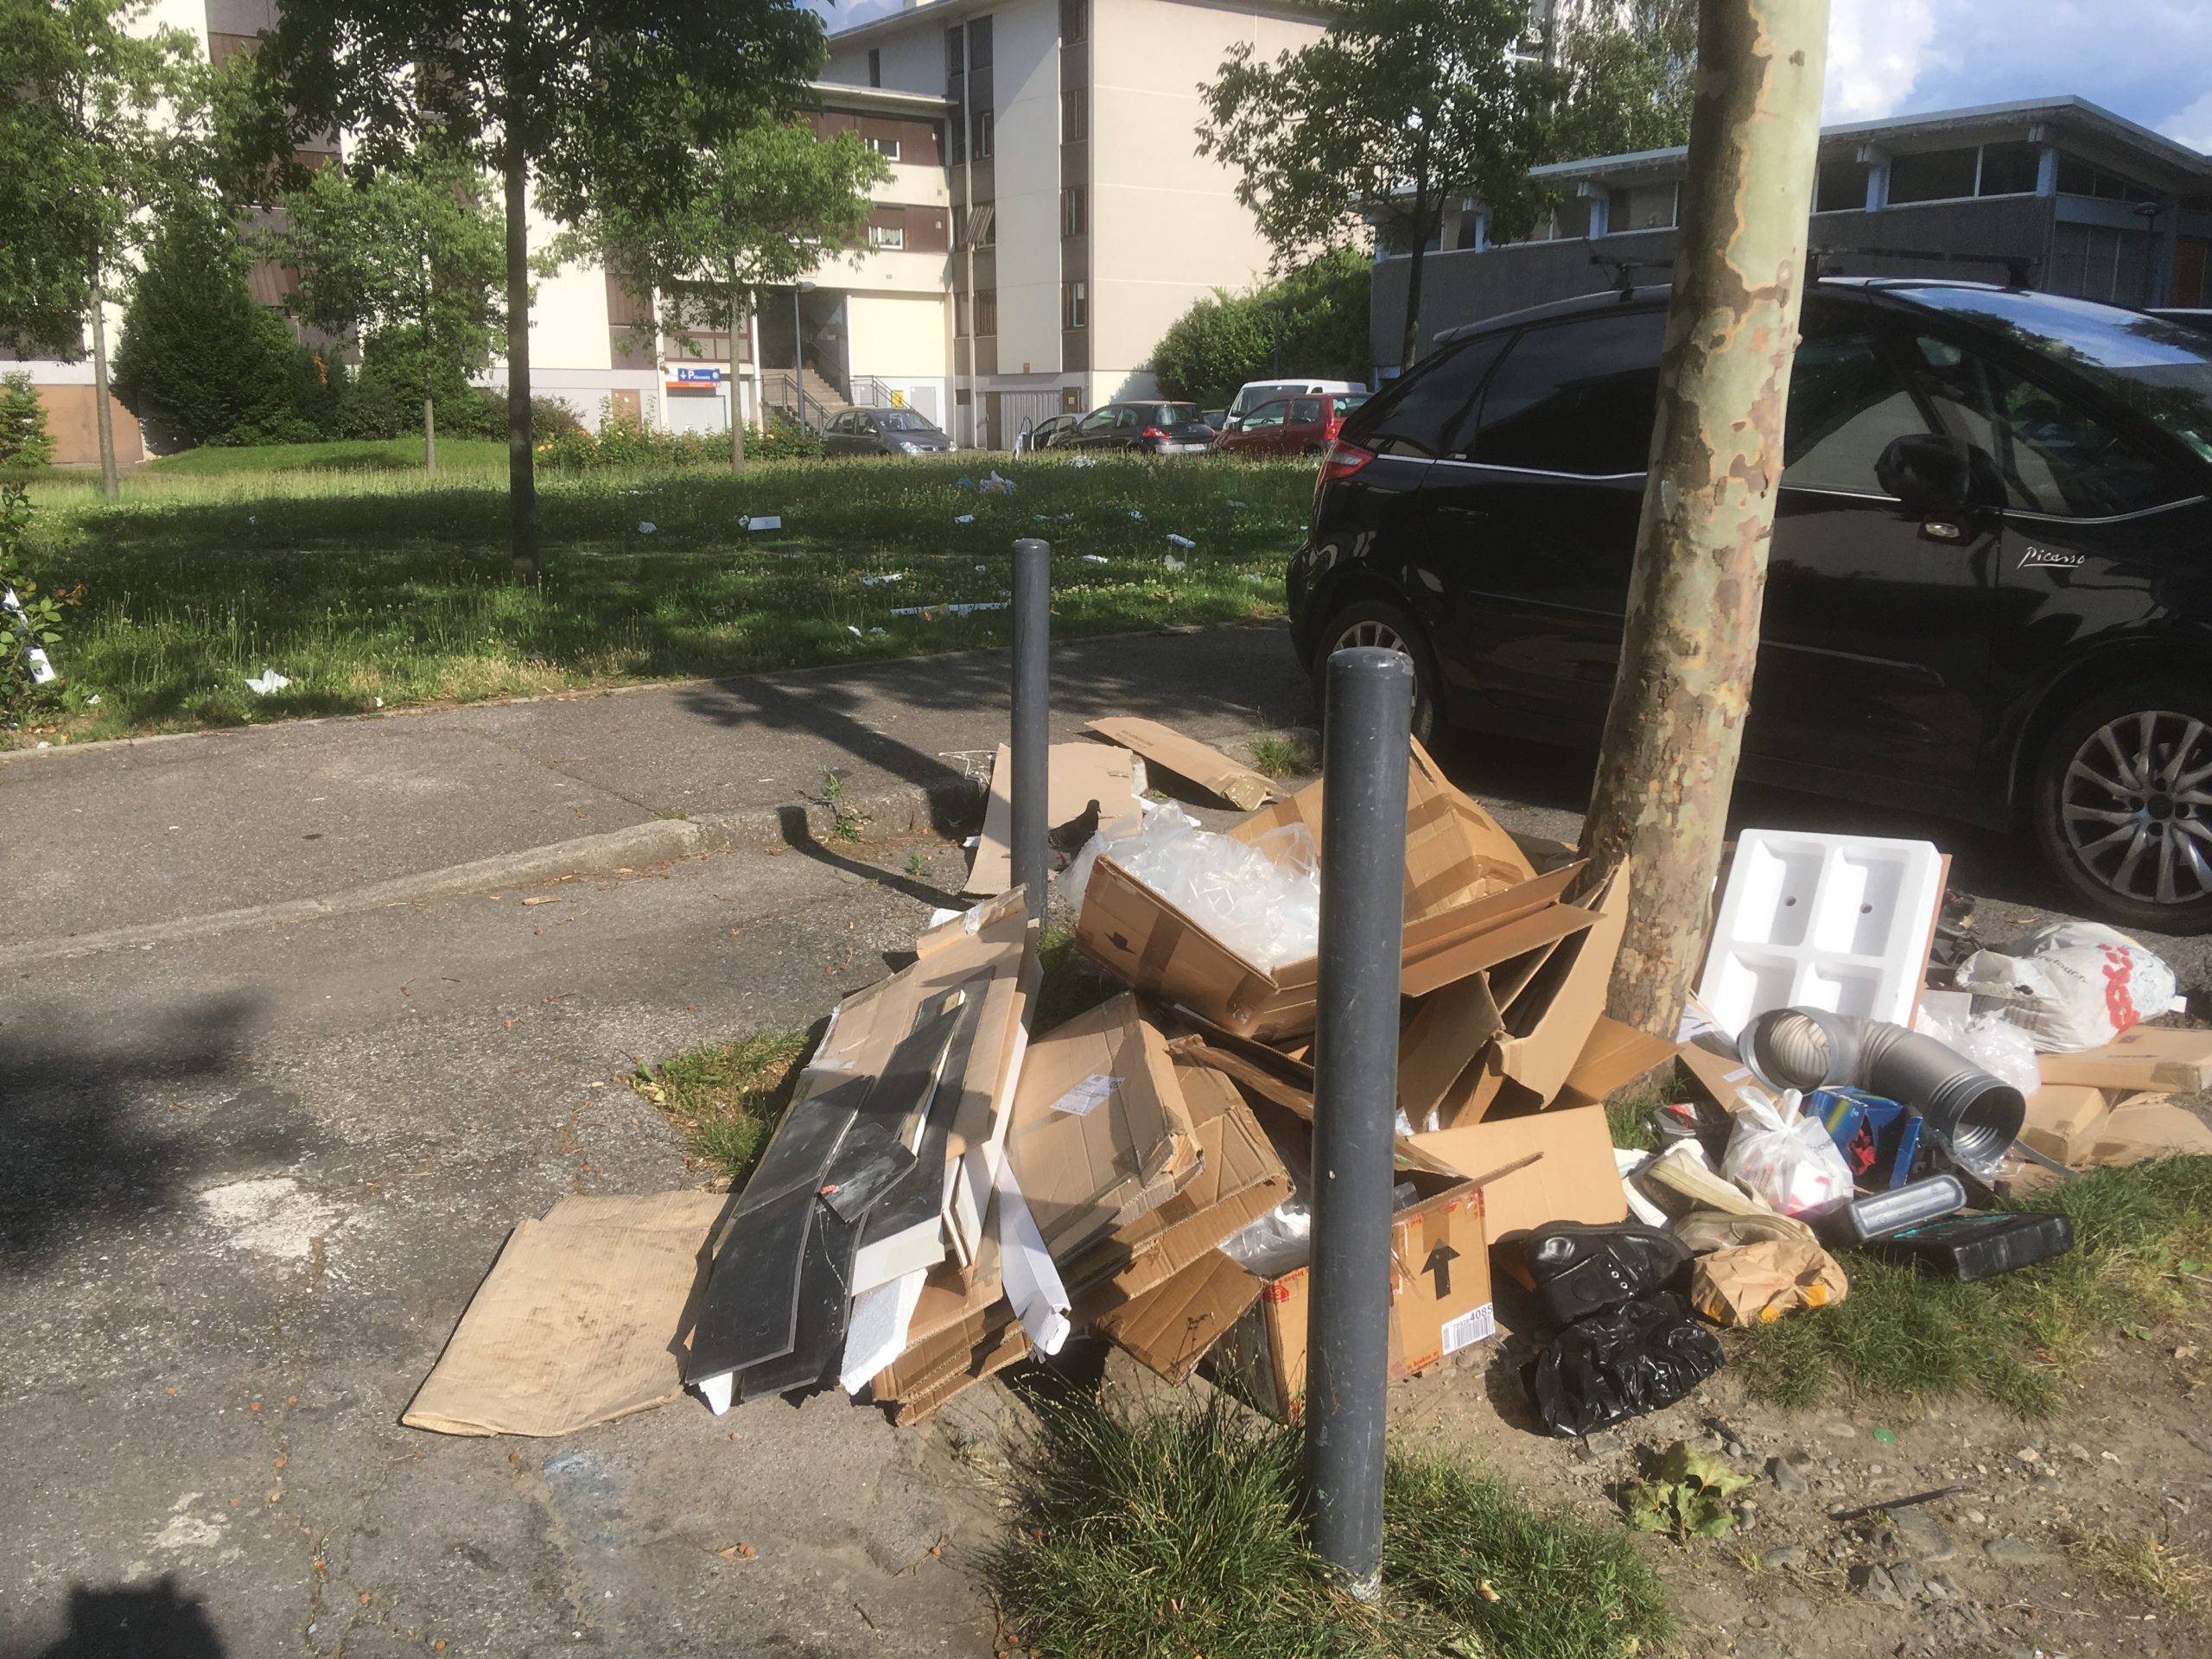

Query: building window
1814;157;1872;213
961;201;995;248
975;289;998;336
1886;146;1980;205
1061;185;1084;237
1064;279;1088;329
1976;140;2040;197
1605;181;1676;232
973;107;994;159
866;135;901;162
946;23;964;77
969;16;992;68
2054;150;2161;204
868;219;906;251
868;47;881;87
1060;0;1086;41
1063;86;1087;143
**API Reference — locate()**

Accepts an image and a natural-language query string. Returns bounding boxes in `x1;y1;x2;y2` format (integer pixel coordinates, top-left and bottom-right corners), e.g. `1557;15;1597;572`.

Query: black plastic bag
1525;1292;1723;1438
1523;1221;1692;1327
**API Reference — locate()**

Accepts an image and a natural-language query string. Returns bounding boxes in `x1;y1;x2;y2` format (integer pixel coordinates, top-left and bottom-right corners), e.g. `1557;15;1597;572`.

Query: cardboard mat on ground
404;1191;729;1438
965;742;1143;896
1076;740;1597;1039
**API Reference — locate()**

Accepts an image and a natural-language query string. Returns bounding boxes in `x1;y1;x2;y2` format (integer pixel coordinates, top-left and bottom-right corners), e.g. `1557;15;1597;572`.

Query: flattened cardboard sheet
405;1192;728;1438
966;742;1142;895
1085;716;1276;810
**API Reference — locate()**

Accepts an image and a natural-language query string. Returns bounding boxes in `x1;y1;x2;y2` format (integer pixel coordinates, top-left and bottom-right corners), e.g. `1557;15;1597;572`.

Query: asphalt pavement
3;621;2205;1658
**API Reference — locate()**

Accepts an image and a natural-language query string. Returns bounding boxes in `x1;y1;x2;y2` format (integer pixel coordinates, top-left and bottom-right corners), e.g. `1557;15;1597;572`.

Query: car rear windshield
1150;404;1201;425
1904;287;2212;464
1332;393;1370;415
876;409;937;432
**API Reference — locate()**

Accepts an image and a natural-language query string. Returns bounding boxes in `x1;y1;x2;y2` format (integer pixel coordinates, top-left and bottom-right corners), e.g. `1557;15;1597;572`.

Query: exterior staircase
760;366;850;430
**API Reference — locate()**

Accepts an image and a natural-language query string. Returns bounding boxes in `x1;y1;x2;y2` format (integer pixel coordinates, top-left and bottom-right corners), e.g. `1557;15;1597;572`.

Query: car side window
859;416;879;435
1782;321;1931;492
1079;409;1114;433
1466;309;1666;475
1903;334;2180;517
1344;333;1508;459
1292;398;1323;423
1244;400;1288;429
1114;407;1141;429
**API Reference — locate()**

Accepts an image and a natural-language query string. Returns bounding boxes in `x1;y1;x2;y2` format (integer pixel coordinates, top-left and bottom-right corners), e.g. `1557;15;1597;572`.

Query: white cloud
1822;0;1940;121
2164;91;2212;154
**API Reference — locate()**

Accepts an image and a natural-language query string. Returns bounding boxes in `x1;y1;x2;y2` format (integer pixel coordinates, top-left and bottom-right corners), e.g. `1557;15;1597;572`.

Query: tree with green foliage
1199;0;1556;374
1149;251;1372;408
249;0;830;578
0;374;55;473
550;119;887;474
261;146;506;474
111;200;300;448
0;0;211;499
1548;0;1697;162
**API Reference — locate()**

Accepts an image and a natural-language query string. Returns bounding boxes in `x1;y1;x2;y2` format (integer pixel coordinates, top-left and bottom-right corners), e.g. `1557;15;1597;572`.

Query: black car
1064;401;1216;454
1022;413;1079;451
823;406;954;456
2150;308;2212;339
1288;280;2212;931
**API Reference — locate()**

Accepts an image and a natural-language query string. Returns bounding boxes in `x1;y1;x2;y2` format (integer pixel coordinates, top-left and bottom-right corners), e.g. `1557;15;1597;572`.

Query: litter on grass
859;574;905;588
891;601;1010;620
1166;534;1196;550
1080;554;1109;565
953;514;976;525
1164;555;1186;573
245;669;291;696
638;521;656;534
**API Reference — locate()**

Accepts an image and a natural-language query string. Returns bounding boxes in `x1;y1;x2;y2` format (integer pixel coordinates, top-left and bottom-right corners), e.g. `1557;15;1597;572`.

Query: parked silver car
823;406;955;456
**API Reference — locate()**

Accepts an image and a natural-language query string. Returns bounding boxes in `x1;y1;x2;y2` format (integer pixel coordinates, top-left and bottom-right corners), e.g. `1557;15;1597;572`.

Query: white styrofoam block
1696;830;1943;1038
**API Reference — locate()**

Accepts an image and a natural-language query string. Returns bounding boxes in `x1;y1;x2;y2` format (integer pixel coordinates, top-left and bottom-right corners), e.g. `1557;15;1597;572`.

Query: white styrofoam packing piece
1695;829;1943;1038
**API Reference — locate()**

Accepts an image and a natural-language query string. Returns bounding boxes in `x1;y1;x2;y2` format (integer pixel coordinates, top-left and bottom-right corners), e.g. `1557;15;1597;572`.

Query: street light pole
791;283;807;432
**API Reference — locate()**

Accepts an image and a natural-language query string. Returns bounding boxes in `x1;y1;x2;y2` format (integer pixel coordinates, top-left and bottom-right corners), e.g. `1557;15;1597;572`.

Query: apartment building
12;0;1322;463
1374;97;2212;372
822;0;1325;448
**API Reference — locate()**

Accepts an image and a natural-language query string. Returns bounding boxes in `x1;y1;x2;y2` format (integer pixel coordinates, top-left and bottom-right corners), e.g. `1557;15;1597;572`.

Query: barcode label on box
1051;1074;1122;1117
1440;1303;1497;1356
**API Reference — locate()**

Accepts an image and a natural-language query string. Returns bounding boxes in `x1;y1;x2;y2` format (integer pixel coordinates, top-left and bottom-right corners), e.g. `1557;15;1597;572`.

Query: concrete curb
2;719;1315;966
0;779;990;969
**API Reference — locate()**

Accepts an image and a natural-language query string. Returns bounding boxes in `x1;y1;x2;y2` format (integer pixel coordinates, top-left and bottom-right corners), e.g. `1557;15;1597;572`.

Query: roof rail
1808;245;2039;289
1589;254;1675;302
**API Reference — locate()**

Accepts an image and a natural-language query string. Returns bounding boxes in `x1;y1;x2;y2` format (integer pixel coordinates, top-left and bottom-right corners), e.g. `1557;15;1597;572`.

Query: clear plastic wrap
1062;802;1321;970
1916;1007;2041;1097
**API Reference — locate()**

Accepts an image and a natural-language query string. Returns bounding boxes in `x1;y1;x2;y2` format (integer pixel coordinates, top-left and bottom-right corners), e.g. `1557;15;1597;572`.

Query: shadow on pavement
0;993;294;1273
34;1577;226;1657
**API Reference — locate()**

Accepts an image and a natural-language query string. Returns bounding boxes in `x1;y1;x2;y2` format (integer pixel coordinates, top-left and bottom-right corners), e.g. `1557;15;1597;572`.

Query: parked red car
1212;391;1370;458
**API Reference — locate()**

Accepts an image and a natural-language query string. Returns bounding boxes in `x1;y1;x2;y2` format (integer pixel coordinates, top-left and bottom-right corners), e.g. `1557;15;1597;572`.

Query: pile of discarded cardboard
404;731;2212;1443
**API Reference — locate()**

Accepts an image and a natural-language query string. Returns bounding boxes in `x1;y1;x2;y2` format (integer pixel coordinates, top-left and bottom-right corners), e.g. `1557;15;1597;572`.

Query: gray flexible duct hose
1738;1006;2026;1180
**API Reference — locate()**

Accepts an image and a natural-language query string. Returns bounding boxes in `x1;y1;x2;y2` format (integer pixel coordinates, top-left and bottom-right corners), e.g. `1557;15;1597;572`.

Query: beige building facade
10;0;1320;462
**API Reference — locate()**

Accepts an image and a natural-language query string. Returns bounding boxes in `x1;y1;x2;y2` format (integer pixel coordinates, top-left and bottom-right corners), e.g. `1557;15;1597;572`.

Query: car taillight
1319;440;1376;483
1142;425;1167;439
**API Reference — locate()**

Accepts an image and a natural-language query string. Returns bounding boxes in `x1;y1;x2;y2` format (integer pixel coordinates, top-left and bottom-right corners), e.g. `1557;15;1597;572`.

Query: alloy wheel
1332;618;1408;655
2060;709;2212;906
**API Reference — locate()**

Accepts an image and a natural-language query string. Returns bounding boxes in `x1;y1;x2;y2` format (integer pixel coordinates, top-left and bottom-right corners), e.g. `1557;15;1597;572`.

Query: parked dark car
1289;280;2212;931
823;405;954;456
1214;391;1370;458
1064;402;1217;454
2149;308;2212;338
1023;413;1080;450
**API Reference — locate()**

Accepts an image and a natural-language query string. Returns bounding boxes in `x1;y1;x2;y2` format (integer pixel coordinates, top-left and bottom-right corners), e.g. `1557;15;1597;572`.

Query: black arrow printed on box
1423;1242;1460;1300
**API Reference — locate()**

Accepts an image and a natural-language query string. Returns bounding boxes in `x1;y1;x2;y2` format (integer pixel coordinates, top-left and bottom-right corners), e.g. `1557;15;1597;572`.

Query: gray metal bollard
1302;645;1412;1596
1010;539;1052;921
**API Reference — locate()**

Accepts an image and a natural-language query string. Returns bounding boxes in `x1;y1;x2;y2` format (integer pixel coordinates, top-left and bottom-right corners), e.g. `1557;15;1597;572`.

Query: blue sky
807;1;2211;154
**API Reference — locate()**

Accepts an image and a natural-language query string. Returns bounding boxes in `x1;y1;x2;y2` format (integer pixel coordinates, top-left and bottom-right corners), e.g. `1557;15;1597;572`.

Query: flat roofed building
1375;96;2212;378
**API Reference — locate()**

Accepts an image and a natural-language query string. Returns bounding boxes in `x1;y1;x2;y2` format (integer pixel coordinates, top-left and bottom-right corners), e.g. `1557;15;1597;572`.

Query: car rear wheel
2031;681;2212;934
1311;598;1438;747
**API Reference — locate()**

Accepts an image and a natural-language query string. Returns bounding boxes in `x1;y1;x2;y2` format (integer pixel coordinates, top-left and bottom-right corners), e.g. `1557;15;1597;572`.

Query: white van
1223;378;1364;429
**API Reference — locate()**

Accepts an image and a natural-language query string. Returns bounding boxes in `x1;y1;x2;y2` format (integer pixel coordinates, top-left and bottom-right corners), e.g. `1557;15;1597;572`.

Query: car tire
2031;679;2212;934
1310;597;1439;748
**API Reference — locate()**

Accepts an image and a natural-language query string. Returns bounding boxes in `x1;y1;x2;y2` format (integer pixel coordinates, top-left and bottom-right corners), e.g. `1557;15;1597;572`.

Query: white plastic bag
1916;1007;2041;1096
1722;1090;1855;1217
1955;922;2179;1052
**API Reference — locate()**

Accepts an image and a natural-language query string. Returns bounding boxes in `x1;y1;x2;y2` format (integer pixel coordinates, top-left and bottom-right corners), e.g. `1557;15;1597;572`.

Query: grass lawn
14;445;1314;745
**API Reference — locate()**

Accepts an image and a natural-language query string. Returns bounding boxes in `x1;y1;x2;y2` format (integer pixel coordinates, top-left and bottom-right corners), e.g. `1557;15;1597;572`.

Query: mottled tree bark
1580;0;1829;1035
